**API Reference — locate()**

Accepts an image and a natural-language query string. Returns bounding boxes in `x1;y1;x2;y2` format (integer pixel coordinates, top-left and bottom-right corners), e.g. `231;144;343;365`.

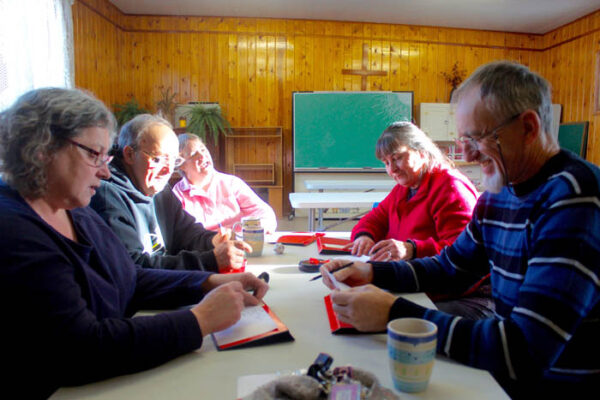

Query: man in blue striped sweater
322;61;600;397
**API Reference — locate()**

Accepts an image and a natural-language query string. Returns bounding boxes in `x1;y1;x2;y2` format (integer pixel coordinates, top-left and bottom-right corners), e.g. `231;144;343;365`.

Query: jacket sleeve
129;267;212;311
351;186;399;241
233;176;278;233
0;216;204;387
91;183;218;271
412;172;478;257
154;186;219;265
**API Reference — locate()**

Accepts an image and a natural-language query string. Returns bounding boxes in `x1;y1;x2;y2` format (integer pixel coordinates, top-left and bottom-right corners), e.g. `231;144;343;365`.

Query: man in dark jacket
91;114;251;272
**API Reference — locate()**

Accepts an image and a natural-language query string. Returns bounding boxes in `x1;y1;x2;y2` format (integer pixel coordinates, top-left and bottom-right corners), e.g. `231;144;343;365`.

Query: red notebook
211;303;294;350
323;294;358;334
324;295;385;334
317;236;352;255
276;234;316;246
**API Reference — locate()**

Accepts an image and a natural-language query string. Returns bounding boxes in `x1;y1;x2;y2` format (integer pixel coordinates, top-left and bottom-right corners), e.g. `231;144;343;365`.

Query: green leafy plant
185;103;231;147
156;87;177;124
113;98;149;127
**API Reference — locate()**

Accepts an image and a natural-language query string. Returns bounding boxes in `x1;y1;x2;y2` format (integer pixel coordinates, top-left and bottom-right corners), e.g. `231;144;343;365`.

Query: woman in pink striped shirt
172;134;277;233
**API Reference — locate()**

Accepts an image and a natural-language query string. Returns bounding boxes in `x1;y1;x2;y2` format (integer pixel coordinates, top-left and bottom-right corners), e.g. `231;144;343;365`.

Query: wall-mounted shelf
233;163;275;185
225;127;283;216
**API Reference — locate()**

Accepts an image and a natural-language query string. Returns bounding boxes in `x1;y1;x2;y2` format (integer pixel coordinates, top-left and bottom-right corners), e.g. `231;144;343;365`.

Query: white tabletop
304;179;396;191
52;234;508;400
289;192;388;208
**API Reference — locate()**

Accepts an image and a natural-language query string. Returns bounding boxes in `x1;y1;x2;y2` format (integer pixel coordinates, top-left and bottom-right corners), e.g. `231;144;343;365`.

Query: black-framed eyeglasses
456;113;522;147
66;138;113;167
140;150;184;168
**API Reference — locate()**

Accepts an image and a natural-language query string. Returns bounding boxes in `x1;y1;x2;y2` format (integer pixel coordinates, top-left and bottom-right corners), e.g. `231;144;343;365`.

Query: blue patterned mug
387;318;437;393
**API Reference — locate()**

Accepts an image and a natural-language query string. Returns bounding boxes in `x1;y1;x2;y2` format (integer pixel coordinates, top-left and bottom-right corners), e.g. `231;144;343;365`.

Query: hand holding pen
316;259;374;290
309;262;354;281
212;223;231;246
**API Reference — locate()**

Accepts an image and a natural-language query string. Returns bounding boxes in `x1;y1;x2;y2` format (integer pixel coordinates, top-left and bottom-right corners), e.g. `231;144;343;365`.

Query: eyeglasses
184;148;209;160
456;113;522;148
66;138;113;167
140;150;184;168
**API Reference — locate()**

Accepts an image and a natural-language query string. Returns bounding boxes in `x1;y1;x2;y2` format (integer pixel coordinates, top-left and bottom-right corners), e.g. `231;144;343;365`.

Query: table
304;179;396;191
289;192;388;231
53;235;507;400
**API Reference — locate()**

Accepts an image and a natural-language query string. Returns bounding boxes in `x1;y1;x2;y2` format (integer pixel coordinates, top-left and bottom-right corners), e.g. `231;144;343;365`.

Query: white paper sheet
323;268;350;291
213;305;278;346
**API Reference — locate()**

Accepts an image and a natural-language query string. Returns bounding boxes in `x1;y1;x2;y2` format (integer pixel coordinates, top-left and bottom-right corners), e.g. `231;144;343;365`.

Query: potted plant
156;87;177;125
184;102;232;169
113;97;149;127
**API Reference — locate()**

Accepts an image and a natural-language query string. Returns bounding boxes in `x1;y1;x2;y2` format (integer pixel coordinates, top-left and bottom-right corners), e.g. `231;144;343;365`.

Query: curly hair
0;87;117;198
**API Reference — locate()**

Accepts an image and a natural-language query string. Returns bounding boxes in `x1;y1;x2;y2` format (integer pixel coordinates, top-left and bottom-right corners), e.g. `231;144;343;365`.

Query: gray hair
177;133;203;154
115;114;172;155
376;121;452;172
0;87;116;198
452;60;553;137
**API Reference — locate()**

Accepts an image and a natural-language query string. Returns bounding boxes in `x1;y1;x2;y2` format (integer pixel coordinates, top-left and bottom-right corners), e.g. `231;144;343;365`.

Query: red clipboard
316;236;352;255
211;303;294;350
324;295;358;334
324;295;385;334
276;234;316;246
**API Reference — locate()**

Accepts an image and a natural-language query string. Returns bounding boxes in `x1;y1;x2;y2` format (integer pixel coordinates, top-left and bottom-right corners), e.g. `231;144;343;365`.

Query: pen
218;223;233;241
309;262;354;281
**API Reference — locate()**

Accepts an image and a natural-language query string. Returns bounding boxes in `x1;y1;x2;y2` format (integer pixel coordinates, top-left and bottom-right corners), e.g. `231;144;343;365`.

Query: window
0;0;74;110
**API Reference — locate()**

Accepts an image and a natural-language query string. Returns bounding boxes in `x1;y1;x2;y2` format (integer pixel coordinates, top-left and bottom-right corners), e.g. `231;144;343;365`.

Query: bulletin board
558;122;589;159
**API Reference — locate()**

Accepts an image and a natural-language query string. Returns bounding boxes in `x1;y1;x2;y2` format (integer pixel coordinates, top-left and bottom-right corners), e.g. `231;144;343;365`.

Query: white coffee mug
232;217;264;257
387;318;437;393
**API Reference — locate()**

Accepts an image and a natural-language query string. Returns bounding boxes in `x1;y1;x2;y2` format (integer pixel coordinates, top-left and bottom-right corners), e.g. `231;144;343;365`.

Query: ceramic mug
387;318;437;393
232;217;264;257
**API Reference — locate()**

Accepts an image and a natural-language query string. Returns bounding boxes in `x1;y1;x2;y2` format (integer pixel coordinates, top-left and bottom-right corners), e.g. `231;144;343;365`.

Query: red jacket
351;166;478;258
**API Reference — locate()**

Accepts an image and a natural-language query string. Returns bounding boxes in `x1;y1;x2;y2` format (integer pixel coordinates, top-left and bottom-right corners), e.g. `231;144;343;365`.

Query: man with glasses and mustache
319;61;600;397
91;114;251;272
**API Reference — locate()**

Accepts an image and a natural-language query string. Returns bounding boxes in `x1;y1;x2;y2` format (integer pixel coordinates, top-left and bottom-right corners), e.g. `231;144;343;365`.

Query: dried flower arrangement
441;62;467;89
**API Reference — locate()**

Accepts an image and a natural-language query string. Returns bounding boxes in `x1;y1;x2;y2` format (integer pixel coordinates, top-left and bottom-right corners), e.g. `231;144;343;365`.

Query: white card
213;305;278;346
323;268;350;291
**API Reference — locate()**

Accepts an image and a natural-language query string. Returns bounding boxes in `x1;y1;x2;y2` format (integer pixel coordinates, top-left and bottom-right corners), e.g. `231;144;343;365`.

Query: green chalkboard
558;122;588;159
293;91;413;170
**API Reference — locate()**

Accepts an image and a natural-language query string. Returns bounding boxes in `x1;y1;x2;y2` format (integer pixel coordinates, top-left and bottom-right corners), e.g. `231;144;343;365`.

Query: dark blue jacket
90;158;218;271
0;181;209;398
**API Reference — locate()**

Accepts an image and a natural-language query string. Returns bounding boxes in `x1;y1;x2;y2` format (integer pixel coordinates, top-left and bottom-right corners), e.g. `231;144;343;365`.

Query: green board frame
558;122;589;159
293;91;413;171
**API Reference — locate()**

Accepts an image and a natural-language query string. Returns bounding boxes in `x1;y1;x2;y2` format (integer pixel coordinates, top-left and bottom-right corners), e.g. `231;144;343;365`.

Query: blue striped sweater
372;150;600;396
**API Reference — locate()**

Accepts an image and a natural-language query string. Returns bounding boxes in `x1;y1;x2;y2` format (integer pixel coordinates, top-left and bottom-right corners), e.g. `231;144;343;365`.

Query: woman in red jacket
349;122;491;318
350;121;478;260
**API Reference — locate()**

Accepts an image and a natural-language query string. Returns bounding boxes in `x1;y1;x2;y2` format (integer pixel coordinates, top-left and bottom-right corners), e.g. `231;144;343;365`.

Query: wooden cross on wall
342;43;387;90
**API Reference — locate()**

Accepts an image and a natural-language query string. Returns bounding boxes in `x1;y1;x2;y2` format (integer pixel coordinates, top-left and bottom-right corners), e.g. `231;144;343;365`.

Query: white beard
483;167;504;193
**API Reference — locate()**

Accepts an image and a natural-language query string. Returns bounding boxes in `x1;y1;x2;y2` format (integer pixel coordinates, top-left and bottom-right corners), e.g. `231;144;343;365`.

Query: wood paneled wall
539;12;600;163
73;0;600;215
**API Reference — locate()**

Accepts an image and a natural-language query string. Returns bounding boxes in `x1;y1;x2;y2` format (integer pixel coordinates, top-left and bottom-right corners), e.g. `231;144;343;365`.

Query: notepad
323;295;386;335
323;295;357;334
276;234;316;246
316;236;352;255
211;303;294;350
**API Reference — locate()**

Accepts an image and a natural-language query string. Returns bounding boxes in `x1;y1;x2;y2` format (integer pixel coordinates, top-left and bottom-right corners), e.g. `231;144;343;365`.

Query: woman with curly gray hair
0;88;268;398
